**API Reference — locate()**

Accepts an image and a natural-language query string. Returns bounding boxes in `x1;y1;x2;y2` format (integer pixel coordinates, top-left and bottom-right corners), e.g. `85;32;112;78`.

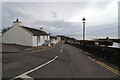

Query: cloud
30;20;82;36
0;3;2;30
1;0;118;2
51;11;58;18
2;2;118;39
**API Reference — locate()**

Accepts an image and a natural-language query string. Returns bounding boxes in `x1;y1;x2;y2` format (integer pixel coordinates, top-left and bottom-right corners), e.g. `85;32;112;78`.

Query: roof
22;26;49;36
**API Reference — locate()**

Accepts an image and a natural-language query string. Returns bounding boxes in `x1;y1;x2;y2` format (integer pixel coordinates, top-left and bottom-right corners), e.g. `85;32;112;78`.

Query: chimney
13;19;22;26
40;27;43;30
16;19;19;22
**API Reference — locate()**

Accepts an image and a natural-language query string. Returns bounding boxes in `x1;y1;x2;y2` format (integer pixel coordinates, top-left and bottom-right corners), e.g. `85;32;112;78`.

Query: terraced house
3;19;50;47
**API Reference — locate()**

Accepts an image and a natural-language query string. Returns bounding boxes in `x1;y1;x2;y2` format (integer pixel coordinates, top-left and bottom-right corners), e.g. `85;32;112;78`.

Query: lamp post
82;17;86;51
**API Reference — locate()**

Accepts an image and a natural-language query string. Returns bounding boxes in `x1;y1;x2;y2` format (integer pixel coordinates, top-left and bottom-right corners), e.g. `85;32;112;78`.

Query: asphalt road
2;41;119;79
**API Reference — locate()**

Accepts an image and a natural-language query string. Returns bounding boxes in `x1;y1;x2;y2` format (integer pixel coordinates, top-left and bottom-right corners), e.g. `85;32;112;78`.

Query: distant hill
57;35;76;40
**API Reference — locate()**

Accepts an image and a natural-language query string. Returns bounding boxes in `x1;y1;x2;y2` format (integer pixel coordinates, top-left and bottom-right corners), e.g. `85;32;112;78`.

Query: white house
3;19;50;47
50;36;61;45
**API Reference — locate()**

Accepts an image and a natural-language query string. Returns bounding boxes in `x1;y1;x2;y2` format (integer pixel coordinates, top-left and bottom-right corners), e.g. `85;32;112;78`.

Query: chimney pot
13;19;22;26
16;19;19;22
40;27;43;30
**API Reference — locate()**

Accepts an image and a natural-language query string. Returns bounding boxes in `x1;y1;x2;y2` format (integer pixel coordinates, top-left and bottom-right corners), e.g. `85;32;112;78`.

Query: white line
12;74;33;80
60;45;64;53
12;56;58;80
60;49;62;52
61;45;64;49
12;45;63;80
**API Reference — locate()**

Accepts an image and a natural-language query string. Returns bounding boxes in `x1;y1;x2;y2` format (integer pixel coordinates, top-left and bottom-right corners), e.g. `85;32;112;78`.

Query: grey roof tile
22;26;49;36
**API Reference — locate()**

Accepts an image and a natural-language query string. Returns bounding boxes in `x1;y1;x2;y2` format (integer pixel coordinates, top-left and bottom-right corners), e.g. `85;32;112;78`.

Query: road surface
3;41;119;79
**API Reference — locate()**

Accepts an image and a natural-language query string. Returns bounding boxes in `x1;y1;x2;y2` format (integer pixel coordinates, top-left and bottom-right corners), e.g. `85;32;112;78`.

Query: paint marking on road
12;56;58;80
29;49;46;53
12;74;33;80
71;45;120;76
30;50;41;52
96;61;120;76
88;57;96;61
60;49;62;53
60;45;64;53
61;45;64;49
88;57;120;76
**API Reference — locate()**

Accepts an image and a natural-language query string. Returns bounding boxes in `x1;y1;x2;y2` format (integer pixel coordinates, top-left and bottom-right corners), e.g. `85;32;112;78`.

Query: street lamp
82;17;86;51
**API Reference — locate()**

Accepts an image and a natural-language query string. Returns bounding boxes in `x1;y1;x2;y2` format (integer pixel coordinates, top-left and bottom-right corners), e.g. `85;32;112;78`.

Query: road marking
12;74;33;80
60;45;64;53
12;56;58;80
88;57;120;75
88;57;96;61
61;45;64;49
60;49;62;52
71;45;120;76
29;49;46;53
30;50;41;52
60;49;62;53
96;61;120;76
12;45;62;80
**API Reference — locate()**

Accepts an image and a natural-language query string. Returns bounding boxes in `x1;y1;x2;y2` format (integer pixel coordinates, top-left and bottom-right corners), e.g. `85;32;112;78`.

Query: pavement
2;43;31;53
1;43;54;53
2;41;120;79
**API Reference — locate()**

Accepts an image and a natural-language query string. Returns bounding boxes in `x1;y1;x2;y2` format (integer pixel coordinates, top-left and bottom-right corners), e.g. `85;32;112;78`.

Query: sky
0;0;119;40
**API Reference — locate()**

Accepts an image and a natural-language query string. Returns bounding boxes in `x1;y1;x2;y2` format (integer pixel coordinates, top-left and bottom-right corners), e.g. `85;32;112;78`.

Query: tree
1;27;11;34
106;37;109;40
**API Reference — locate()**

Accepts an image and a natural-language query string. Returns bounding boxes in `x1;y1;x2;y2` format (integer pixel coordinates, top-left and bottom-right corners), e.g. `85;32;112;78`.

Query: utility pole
82;17;86;51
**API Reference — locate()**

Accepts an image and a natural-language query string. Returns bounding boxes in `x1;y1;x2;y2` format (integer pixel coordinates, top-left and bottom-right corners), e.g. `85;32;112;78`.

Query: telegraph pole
82;17;86;51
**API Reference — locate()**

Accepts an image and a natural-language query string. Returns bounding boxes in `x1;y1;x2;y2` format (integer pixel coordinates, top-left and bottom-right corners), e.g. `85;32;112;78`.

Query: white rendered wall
45;36;47;40
47;36;50;40
32;36;37;47
37;36;44;46
3;25;33;46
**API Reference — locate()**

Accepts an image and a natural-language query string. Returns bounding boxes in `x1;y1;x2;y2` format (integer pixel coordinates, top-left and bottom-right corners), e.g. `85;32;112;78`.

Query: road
2;41;119;79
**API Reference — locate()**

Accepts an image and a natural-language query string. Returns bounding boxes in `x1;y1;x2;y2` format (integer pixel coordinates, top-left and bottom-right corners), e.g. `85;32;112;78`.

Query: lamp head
82;17;86;21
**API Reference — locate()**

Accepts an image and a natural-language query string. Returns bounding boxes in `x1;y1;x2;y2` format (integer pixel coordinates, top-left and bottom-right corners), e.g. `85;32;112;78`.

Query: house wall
37;35;50;46
38;36;45;46
3;25;33;46
32;36;37;47
44;36;47;40
47;36;50;40
50;37;61;45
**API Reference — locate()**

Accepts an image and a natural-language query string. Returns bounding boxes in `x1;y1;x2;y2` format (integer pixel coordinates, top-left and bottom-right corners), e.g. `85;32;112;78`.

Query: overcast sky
1;0;119;39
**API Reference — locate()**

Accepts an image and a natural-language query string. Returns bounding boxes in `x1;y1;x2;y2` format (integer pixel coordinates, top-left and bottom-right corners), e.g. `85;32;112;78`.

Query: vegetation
1;27;11;34
110;39;120;43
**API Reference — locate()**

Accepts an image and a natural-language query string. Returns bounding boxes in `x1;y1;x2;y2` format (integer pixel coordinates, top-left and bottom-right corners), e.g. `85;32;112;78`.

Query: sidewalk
2;43;55;53
24;45;55;53
2;43;31;53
